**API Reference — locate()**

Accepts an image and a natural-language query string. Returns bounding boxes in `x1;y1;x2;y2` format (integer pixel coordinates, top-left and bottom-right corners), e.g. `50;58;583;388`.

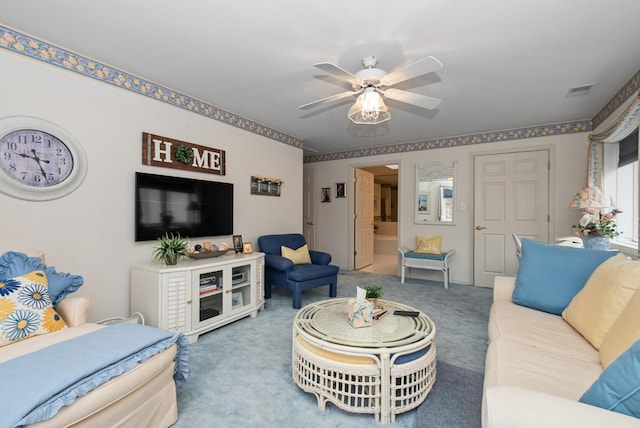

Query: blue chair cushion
259;234;307;256
394;344;432;364
288;264;339;282
513;239;617;315
405;251;447;261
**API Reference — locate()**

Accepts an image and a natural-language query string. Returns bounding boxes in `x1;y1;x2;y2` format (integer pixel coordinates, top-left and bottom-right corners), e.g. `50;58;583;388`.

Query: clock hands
15;149;50;181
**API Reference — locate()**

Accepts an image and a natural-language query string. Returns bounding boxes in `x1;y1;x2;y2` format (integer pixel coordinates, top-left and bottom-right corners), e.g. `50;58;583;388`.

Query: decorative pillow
281;244;312;265
562;254;640;350
0;270;67;347
512;239;617;315
415;235;441;254
600;288;640;368
0;251;84;306
580;339;640;418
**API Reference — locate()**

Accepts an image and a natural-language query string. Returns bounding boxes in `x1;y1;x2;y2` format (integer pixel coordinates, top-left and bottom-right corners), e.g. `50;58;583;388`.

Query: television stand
131;252;264;343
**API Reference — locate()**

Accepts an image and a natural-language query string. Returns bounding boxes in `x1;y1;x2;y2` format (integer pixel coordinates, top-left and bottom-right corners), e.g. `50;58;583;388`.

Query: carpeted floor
413;361;484;428
173;270;492;427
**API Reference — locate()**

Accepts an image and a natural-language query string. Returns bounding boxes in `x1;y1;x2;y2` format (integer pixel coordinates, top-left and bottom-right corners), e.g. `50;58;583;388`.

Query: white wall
0;51;303;321
305;132;588;284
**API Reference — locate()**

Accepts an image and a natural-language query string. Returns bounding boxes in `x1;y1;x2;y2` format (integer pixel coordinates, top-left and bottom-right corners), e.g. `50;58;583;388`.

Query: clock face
0;129;75;187
0;116;87;201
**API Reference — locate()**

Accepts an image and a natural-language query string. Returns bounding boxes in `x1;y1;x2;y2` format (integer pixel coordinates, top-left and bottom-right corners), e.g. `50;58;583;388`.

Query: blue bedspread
0;323;189;428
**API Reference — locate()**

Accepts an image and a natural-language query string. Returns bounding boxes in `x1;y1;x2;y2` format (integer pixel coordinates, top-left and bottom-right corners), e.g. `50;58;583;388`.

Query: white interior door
303;170;315;249
474;150;550;287
355;168;374;269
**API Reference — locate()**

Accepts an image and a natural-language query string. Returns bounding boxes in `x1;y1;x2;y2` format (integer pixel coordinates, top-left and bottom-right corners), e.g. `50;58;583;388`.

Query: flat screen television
135;172;233;242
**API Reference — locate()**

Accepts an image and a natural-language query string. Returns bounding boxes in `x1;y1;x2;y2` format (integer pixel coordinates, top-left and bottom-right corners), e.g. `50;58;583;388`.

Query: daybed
483;239;640;427
0;251;188;428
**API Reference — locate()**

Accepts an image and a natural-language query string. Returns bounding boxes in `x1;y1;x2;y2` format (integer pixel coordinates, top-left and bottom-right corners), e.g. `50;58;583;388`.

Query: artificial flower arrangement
572;208;622;238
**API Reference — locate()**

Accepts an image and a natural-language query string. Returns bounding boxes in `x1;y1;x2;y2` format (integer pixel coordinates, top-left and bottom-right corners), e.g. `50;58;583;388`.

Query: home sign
141;132;226;175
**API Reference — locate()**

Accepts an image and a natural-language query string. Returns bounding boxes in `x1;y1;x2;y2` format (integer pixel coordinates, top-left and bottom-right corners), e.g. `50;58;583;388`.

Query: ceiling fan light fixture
347;89;391;125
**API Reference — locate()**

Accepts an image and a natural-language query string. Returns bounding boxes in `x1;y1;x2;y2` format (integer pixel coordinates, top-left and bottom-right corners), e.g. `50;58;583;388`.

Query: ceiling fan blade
379;56;443;87
314;62;364;87
298;90;360;110
381;88;441;110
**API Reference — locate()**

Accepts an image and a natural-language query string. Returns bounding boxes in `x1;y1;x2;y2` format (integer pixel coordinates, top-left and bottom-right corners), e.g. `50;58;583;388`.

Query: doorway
356;164;399;275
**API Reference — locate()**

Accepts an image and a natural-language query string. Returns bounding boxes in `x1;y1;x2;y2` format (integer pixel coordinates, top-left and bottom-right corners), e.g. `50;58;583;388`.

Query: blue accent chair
258;234;339;309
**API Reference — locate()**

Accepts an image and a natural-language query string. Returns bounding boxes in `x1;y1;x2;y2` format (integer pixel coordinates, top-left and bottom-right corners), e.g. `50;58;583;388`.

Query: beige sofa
0;250;180;427
483;275;640;428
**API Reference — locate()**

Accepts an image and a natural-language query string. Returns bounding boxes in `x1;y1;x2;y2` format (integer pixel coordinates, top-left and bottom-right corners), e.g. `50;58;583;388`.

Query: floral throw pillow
0;270;67;347
415;235;442;255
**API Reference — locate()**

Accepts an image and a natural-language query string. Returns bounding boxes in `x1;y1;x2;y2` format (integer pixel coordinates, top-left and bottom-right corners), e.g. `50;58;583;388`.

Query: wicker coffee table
292;298;436;423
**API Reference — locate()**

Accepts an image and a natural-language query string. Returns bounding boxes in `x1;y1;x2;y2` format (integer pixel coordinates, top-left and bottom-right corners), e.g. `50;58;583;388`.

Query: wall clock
0;116;87;201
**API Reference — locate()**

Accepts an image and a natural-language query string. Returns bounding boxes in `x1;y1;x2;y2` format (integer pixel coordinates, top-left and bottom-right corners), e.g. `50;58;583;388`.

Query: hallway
359;254;398;276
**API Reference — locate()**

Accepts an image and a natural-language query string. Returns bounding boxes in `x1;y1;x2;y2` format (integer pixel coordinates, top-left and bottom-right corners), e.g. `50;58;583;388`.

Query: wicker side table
292;298;436;424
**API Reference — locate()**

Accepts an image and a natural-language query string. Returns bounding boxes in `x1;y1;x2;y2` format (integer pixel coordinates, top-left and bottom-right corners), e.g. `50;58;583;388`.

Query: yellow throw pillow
415;235;441;254
281;244;312;265
562;254;640;349
599;288;640;368
0;270;67;347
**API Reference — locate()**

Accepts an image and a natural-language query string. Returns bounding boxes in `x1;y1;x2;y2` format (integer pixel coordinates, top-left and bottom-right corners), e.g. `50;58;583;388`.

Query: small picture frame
335;182;346;198
233;235;243;253
232;291;244;308
321;187;331;203
243;242;253;254
418;193;429;214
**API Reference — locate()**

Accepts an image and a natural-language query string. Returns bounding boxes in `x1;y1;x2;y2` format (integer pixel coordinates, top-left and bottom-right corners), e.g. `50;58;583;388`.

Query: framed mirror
415;161;456;225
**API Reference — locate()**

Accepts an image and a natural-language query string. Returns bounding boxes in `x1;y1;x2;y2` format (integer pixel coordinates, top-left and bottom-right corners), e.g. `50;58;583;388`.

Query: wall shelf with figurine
251;176;283;196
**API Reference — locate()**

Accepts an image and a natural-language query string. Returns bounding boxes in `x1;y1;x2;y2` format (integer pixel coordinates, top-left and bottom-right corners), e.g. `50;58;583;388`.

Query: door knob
475;225;487;230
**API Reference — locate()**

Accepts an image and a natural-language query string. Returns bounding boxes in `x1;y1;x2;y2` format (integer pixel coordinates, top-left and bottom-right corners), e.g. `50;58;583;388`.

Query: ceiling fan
299;56;443;124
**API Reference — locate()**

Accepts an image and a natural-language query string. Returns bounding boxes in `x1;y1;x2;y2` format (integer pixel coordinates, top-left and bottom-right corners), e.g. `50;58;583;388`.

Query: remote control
373;310;388;320
393;310;420;317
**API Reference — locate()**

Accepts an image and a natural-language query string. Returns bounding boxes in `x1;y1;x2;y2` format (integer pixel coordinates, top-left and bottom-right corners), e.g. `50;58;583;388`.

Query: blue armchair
257;233;339;309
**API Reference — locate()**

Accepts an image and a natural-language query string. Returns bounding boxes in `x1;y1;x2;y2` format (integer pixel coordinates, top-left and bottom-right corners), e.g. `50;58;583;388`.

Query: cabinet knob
186;299;192;304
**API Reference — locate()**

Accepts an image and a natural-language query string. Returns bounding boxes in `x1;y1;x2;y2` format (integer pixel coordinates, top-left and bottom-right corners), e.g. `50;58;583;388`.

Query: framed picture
335;182;346;198
418;193;429;214
321;187;331;203
243;242;253;254
232;291;244;308
233;235;243;253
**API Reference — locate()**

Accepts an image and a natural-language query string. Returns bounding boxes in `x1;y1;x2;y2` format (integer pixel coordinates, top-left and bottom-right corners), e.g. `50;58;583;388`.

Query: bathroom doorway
357;164;399;275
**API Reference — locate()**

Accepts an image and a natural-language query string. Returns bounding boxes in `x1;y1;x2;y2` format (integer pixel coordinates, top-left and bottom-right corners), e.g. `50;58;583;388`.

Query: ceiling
2;1;640;156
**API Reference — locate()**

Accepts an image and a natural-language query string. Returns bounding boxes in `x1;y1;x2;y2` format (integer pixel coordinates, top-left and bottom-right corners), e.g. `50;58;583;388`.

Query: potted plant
364;285;383;308
152;232;189;265
571;208;622;250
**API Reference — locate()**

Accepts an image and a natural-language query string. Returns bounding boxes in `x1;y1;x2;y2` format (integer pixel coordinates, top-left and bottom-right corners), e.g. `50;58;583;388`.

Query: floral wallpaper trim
303;120;592;163
592;70;640;130
0;25;303;149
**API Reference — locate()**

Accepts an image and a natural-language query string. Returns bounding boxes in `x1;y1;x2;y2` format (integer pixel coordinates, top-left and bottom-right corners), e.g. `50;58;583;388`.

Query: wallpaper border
0;25;304;149
303;120;592;163
3;24;637;163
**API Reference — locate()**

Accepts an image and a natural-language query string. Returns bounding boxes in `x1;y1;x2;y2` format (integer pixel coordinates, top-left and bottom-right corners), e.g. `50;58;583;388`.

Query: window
604;128;638;249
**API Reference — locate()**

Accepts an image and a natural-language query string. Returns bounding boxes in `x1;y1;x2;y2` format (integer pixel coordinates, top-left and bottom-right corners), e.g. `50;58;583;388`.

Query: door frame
347;159;403;271
302;168;316;249
469;145;557;286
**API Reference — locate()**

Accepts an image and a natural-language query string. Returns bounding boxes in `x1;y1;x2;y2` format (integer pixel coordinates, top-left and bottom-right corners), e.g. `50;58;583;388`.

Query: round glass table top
294;298;434;348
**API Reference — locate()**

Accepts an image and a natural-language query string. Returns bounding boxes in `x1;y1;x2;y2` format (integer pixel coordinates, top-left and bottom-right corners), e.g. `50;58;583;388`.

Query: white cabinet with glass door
131;252;264;343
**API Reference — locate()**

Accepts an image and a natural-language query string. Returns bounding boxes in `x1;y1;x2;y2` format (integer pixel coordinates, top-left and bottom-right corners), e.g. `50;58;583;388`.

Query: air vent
566;84;594;98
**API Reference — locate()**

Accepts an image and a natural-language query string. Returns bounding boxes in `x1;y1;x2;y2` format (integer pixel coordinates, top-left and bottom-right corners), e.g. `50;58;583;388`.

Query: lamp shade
347;89;391;125
569;186;608;209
